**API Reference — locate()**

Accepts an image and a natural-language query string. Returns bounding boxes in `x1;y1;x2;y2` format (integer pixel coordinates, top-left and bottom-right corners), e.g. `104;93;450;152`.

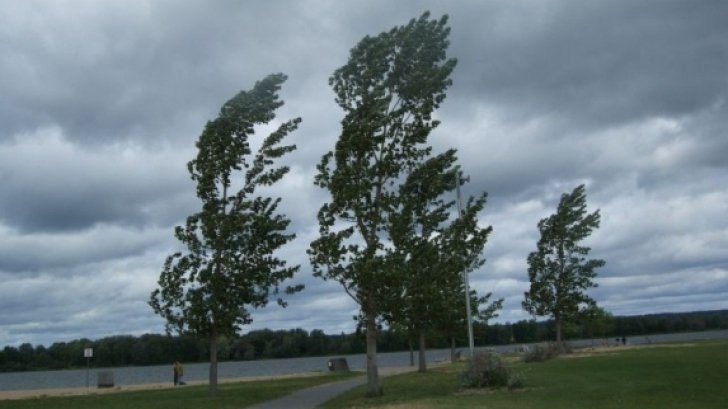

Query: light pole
455;171;475;358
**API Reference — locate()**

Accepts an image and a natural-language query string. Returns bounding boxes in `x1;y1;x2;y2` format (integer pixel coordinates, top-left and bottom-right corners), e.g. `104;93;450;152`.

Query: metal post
83;347;93;390
456;171;475;358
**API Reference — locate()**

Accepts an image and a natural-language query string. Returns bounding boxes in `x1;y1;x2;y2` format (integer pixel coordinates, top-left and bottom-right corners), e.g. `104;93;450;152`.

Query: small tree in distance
149;74;302;396
522;184;605;344
386;154;494;373
580;304;615;346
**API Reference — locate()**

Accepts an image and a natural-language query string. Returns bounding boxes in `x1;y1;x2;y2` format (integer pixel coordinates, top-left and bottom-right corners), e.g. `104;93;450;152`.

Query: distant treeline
480;309;728;345
2;309;727;372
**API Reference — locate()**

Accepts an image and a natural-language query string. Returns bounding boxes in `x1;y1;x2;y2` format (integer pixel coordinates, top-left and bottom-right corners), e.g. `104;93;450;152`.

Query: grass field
2;341;725;408
321;340;728;409
0;371;359;409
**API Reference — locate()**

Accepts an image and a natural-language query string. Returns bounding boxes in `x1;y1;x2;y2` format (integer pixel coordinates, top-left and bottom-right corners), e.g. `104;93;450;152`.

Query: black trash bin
97;371;114;388
327;358;349;372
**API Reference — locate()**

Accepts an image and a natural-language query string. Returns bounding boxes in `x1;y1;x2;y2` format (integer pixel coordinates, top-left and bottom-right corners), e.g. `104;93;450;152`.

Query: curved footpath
250;365;419;409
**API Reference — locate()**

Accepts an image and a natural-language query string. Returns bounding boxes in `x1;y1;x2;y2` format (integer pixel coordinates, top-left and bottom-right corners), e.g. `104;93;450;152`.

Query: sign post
84;348;93;389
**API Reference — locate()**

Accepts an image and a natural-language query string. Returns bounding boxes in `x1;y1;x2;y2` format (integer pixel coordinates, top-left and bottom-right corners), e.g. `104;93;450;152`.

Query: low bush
461;352;524;390
524;342;573;363
507;371;526;390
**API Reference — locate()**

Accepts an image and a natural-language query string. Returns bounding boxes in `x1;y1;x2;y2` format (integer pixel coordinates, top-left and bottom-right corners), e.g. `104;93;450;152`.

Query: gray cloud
0;127;196;232
0;0;726;346
447;0;728;128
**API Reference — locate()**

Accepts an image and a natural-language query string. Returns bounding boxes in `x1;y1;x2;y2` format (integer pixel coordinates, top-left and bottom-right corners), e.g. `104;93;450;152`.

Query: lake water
2;329;727;392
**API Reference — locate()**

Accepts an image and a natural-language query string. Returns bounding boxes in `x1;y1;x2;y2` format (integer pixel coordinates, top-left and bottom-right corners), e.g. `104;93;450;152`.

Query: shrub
523;342;573;363
507;372;526;390
461;352;521;389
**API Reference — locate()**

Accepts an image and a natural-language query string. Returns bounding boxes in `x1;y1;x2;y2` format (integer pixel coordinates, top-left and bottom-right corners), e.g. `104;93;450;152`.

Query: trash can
327;358;349;372
97;371;114;388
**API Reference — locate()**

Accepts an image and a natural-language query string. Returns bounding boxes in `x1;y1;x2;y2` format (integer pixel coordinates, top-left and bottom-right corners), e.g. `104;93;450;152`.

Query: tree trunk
408;337;414;367
365;310;382;396
209;333;218;397
417;329;427;373
450;336;457;363
555;317;562;344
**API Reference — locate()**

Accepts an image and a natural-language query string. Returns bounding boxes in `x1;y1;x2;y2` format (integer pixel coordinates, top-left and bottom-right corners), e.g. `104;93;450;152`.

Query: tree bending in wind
386;155;496;372
149;74;302;396
309;12;457;396
522;184;605;344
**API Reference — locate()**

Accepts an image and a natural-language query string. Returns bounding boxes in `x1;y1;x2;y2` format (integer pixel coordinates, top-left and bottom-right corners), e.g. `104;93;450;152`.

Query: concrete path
249;366;419;409
249;375;367;409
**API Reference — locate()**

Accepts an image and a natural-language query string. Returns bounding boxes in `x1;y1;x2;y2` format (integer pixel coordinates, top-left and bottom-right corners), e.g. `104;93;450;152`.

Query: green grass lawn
0;371;360;409
321;340;728;409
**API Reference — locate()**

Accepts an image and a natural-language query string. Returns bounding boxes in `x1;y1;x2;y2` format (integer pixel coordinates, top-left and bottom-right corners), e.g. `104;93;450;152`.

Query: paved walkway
250;366;418;409
249;375;367;409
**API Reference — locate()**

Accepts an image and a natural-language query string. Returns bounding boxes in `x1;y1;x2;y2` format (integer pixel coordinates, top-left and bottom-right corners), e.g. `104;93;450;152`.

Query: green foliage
580;305;616;340
308;11;457;394
309;11;457;308
522;184;605;342
460;352;516;389
507;371;526;390
384;154;496;371
3;311;728;373
149;73;301;395
322;340;728;409
150;74;301;336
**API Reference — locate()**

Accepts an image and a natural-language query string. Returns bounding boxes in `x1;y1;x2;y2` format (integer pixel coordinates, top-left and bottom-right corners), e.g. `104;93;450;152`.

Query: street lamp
455;171;475;358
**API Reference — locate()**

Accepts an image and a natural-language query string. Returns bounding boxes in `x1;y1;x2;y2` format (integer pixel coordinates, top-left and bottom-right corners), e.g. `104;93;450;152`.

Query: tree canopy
149;73;302;395
385;154;496;371
309;11;457;396
522;184;605;343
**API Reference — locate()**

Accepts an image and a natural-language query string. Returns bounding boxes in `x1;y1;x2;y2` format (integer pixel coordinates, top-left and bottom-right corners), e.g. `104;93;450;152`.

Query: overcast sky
1;0;726;347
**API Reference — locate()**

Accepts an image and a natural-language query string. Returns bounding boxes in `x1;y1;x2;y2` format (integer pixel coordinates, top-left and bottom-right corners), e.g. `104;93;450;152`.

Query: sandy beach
0;371;324;401
0;365;422;401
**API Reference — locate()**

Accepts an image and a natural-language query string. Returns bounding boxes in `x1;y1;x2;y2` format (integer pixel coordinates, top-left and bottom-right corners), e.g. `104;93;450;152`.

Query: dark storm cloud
446;0;728;128
431;0;728;202
0;0;726;346
0;128;196;232
0;0;339;145
0;250;168;345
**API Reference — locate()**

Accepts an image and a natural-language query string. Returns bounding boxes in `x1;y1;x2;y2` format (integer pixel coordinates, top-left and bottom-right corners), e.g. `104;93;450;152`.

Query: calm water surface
1;329;726;392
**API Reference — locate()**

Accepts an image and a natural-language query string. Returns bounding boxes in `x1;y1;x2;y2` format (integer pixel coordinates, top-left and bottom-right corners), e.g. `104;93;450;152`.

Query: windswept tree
308;12;457;396
438;287;503;363
149;74;302;396
522;184;605;343
579;304;615;345
387;156;495;372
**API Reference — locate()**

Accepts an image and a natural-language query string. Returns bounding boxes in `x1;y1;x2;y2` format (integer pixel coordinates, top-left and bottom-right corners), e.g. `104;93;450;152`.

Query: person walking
173;361;180;386
175;361;186;385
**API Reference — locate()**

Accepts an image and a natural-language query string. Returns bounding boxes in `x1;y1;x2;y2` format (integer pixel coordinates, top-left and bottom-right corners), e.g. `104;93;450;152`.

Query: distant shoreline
1;329;726;394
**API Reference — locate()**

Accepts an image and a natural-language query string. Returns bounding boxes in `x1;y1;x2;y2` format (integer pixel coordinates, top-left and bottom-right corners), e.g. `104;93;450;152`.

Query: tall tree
149;74;302;396
309;12;457;396
522;184;605;343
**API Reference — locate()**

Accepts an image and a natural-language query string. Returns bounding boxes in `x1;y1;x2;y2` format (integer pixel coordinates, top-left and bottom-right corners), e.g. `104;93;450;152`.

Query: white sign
84;348;93;358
